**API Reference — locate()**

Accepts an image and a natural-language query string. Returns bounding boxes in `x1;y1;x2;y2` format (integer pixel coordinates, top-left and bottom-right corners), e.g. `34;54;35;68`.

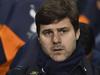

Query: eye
59;28;68;34
42;30;53;37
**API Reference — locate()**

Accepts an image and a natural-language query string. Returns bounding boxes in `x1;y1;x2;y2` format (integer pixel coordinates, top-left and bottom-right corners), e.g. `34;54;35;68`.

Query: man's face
38;18;80;62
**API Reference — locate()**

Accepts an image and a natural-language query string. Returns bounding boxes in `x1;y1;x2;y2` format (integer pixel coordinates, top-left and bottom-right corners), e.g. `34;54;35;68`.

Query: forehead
40;18;73;30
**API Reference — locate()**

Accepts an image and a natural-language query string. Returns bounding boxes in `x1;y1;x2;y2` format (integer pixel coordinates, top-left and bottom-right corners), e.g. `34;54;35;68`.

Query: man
7;0;100;75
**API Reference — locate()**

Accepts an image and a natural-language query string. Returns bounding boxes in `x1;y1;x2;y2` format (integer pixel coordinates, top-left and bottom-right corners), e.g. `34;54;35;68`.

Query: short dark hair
35;0;79;35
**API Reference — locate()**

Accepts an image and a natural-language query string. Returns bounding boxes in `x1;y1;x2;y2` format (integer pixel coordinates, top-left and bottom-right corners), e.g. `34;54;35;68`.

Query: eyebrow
42;27;69;32
42;29;53;33
57;27;69;31
42;29;52;31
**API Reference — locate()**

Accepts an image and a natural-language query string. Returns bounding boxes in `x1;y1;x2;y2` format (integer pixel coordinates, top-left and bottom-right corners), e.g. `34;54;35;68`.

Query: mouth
53;48;64;51
52;46;64;51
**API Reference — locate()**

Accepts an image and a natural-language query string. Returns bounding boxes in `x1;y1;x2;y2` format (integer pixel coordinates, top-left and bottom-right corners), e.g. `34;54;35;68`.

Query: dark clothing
7;36;100;75
93;10;100;66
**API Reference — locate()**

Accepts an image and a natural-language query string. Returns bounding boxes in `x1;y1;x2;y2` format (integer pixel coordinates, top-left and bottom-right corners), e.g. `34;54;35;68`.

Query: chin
52;57;67;62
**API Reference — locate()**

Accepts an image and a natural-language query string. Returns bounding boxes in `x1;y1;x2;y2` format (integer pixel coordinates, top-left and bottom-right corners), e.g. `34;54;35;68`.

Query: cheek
62;38;76;48
39;38;52;56
39;37;52;50
40;37;51;45
62;32;76;43
62;33;76;49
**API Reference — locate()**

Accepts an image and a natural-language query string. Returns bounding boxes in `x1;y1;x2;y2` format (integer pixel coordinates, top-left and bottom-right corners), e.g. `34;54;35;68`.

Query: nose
52;33;61;44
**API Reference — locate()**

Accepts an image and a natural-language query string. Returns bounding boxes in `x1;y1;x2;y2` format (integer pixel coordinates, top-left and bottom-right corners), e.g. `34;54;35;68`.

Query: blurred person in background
79;23;95;63
93;0;100;66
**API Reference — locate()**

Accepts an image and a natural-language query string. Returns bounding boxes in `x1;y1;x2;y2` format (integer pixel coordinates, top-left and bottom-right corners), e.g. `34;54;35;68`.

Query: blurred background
0;0;100;75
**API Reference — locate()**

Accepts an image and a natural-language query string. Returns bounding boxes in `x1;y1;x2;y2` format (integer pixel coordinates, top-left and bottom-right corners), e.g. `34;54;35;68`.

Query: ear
76;28;80;40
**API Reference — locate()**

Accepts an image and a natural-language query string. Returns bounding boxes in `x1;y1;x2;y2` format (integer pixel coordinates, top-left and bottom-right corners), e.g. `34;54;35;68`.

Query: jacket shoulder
89;64;100;75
